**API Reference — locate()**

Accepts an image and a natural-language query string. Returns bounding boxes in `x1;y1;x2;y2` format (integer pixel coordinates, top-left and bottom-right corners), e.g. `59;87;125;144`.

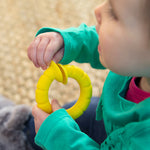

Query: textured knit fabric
35;24;150;150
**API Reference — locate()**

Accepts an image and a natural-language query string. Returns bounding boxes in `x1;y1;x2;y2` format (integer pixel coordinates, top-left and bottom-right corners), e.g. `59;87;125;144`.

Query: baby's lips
98;44;101;53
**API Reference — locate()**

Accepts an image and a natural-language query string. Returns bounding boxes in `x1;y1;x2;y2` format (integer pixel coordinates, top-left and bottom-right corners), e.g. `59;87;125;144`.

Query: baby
28;0;150;149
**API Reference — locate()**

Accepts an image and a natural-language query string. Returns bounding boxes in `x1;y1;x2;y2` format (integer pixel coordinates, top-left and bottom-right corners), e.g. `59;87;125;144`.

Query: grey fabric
0;95;14;108
0;95;34;150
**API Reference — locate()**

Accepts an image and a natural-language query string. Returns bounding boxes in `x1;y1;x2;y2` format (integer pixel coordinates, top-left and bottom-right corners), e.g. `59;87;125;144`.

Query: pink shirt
125;77;150;103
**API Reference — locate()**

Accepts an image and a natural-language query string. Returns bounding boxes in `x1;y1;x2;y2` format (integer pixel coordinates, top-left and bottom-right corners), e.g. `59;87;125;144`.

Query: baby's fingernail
42;66;47;70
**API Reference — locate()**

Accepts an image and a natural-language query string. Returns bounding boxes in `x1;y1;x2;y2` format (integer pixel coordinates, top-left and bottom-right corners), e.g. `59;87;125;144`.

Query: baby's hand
32;99;61;133
27;32;64;70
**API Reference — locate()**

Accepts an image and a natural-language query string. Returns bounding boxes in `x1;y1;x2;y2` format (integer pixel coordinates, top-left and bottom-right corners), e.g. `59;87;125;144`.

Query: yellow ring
35;61;92;119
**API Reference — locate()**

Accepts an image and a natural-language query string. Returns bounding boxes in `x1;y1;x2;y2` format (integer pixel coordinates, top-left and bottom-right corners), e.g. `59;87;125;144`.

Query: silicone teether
36;61;92;119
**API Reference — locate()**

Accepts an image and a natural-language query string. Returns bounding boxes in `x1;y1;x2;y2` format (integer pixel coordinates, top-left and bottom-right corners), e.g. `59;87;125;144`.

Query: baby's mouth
98;44;101;53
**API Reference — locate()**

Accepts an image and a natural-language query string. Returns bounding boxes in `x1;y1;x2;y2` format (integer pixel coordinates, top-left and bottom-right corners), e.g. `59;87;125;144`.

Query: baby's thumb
51;99;61;112
32;105;49;119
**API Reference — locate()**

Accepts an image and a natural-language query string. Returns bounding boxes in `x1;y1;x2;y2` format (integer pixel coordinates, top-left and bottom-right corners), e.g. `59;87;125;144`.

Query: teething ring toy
35;61;92;119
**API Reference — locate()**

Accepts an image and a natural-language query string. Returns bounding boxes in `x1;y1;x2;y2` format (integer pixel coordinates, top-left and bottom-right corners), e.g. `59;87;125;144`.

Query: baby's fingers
27;38;40;67
44;40;64;65
32;105;49;133
37;37;50;70
52;48;64;63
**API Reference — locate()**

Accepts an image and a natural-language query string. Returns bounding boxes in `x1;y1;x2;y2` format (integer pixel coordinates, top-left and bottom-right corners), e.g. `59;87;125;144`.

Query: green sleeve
35;109;150;150
36;23;105;69
35;109;100;150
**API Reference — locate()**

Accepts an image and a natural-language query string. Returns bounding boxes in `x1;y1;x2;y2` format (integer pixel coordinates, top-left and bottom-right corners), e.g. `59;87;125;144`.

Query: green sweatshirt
35;24;150;150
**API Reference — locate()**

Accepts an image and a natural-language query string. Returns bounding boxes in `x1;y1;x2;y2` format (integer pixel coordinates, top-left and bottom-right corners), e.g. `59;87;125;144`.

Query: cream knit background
0;0;108;106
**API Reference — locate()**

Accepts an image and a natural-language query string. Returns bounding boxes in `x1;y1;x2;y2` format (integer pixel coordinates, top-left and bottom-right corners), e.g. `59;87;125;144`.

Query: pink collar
125;77;150;103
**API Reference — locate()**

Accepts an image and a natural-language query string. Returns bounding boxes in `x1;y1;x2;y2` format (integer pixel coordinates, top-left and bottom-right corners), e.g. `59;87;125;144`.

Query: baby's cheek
99;29;119;67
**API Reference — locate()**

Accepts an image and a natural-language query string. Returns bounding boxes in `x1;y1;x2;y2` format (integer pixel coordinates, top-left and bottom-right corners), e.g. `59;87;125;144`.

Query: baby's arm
28;24;105;70
34;108;100;150
32;98;100;149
